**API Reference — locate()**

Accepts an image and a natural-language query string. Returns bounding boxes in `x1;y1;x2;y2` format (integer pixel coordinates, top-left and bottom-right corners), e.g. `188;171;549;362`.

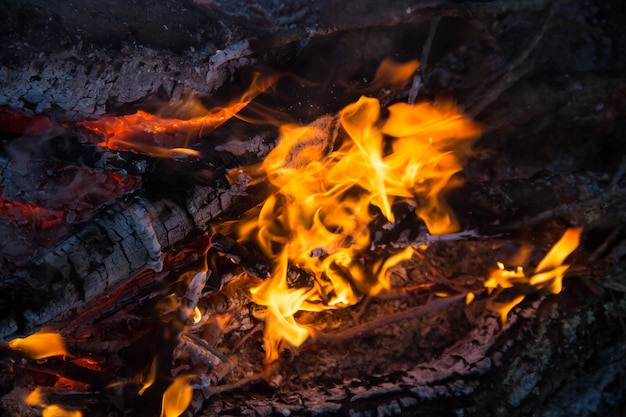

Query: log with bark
1;0;626;416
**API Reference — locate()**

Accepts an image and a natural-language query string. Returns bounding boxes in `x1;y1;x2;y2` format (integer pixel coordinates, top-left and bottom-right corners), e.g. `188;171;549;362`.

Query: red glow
0;192;64;232
0;107;52;136
78;73;277;156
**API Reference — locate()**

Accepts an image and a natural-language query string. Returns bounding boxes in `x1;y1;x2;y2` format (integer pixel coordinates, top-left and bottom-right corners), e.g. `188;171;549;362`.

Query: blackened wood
198;282;626;417
0;177;273;343
449;171;622;232
0;0;557;123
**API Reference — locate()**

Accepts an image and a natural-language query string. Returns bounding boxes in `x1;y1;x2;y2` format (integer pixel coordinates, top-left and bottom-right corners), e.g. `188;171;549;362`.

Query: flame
243;95;480;362
160;375;194;417
42;405;82;417
532;227;583;293
486;227;582;323
78;73;276;156
353;58;419;93
25;388;44;406
192;306;202;324
8;331;68;359
139;356;158;396
492;295;526;326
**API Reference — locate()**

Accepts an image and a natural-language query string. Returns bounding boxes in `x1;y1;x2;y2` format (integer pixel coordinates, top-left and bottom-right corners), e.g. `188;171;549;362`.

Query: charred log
0;173;273;343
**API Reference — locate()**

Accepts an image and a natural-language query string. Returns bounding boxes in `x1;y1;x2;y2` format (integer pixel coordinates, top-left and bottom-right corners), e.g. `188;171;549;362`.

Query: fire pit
1;1;625;416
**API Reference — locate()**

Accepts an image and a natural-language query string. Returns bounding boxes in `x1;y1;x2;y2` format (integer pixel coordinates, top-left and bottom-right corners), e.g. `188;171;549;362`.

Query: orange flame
79;73;276;156
8;331;68;359
486;227;582;323
24;389;82;417
243;95;480;362
192;306;203;324
160;375;194;417
25;388;44;406
139;356;158;395
352;58;419;93
42;405;82;417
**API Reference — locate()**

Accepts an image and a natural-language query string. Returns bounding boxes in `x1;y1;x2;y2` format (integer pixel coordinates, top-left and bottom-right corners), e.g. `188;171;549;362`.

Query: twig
609;155;626;191
609;238;626;263
497;160;626;231
420;16;441;73
230;322;264;353
409;16;441;105
588;227;623;263
499;189;625;231
179;333;228;367
257;0;555;58
608;290;626;336
203;374;265;398
311;292;470;346
13;357;109;386
413;229;497;246
467;2;556;117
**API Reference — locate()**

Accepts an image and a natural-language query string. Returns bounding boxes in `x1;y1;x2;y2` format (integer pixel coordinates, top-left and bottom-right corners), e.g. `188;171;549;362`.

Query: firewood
0;177;272;343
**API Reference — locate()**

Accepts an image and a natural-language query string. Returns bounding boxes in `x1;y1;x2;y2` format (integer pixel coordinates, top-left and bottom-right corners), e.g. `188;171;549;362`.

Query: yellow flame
8;331;68;359
243;95;480;362
533;227;582;294
487;227;582;323
160;375;194;417
192;306;202;324
42;405;82;417
493;295;525;326
25;388;44;406
139;356;158;396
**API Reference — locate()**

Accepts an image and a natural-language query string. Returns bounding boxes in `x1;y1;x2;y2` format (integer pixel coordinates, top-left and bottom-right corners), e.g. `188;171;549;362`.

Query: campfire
1;1;625;416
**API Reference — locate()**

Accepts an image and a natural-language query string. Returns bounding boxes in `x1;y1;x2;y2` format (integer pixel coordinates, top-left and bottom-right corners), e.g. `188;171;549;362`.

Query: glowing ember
78;73;276;156
242;95;481;362
0;107;52;135
486;227;583;323
1;193;64;232
8;331;68;359
160;375;194;417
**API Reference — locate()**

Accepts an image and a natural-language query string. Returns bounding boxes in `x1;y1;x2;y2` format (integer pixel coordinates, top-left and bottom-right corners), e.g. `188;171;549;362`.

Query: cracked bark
0;175;273;343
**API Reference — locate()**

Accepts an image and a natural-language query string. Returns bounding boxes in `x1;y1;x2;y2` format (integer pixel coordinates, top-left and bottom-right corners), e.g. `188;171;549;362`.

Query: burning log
0;158;269;343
